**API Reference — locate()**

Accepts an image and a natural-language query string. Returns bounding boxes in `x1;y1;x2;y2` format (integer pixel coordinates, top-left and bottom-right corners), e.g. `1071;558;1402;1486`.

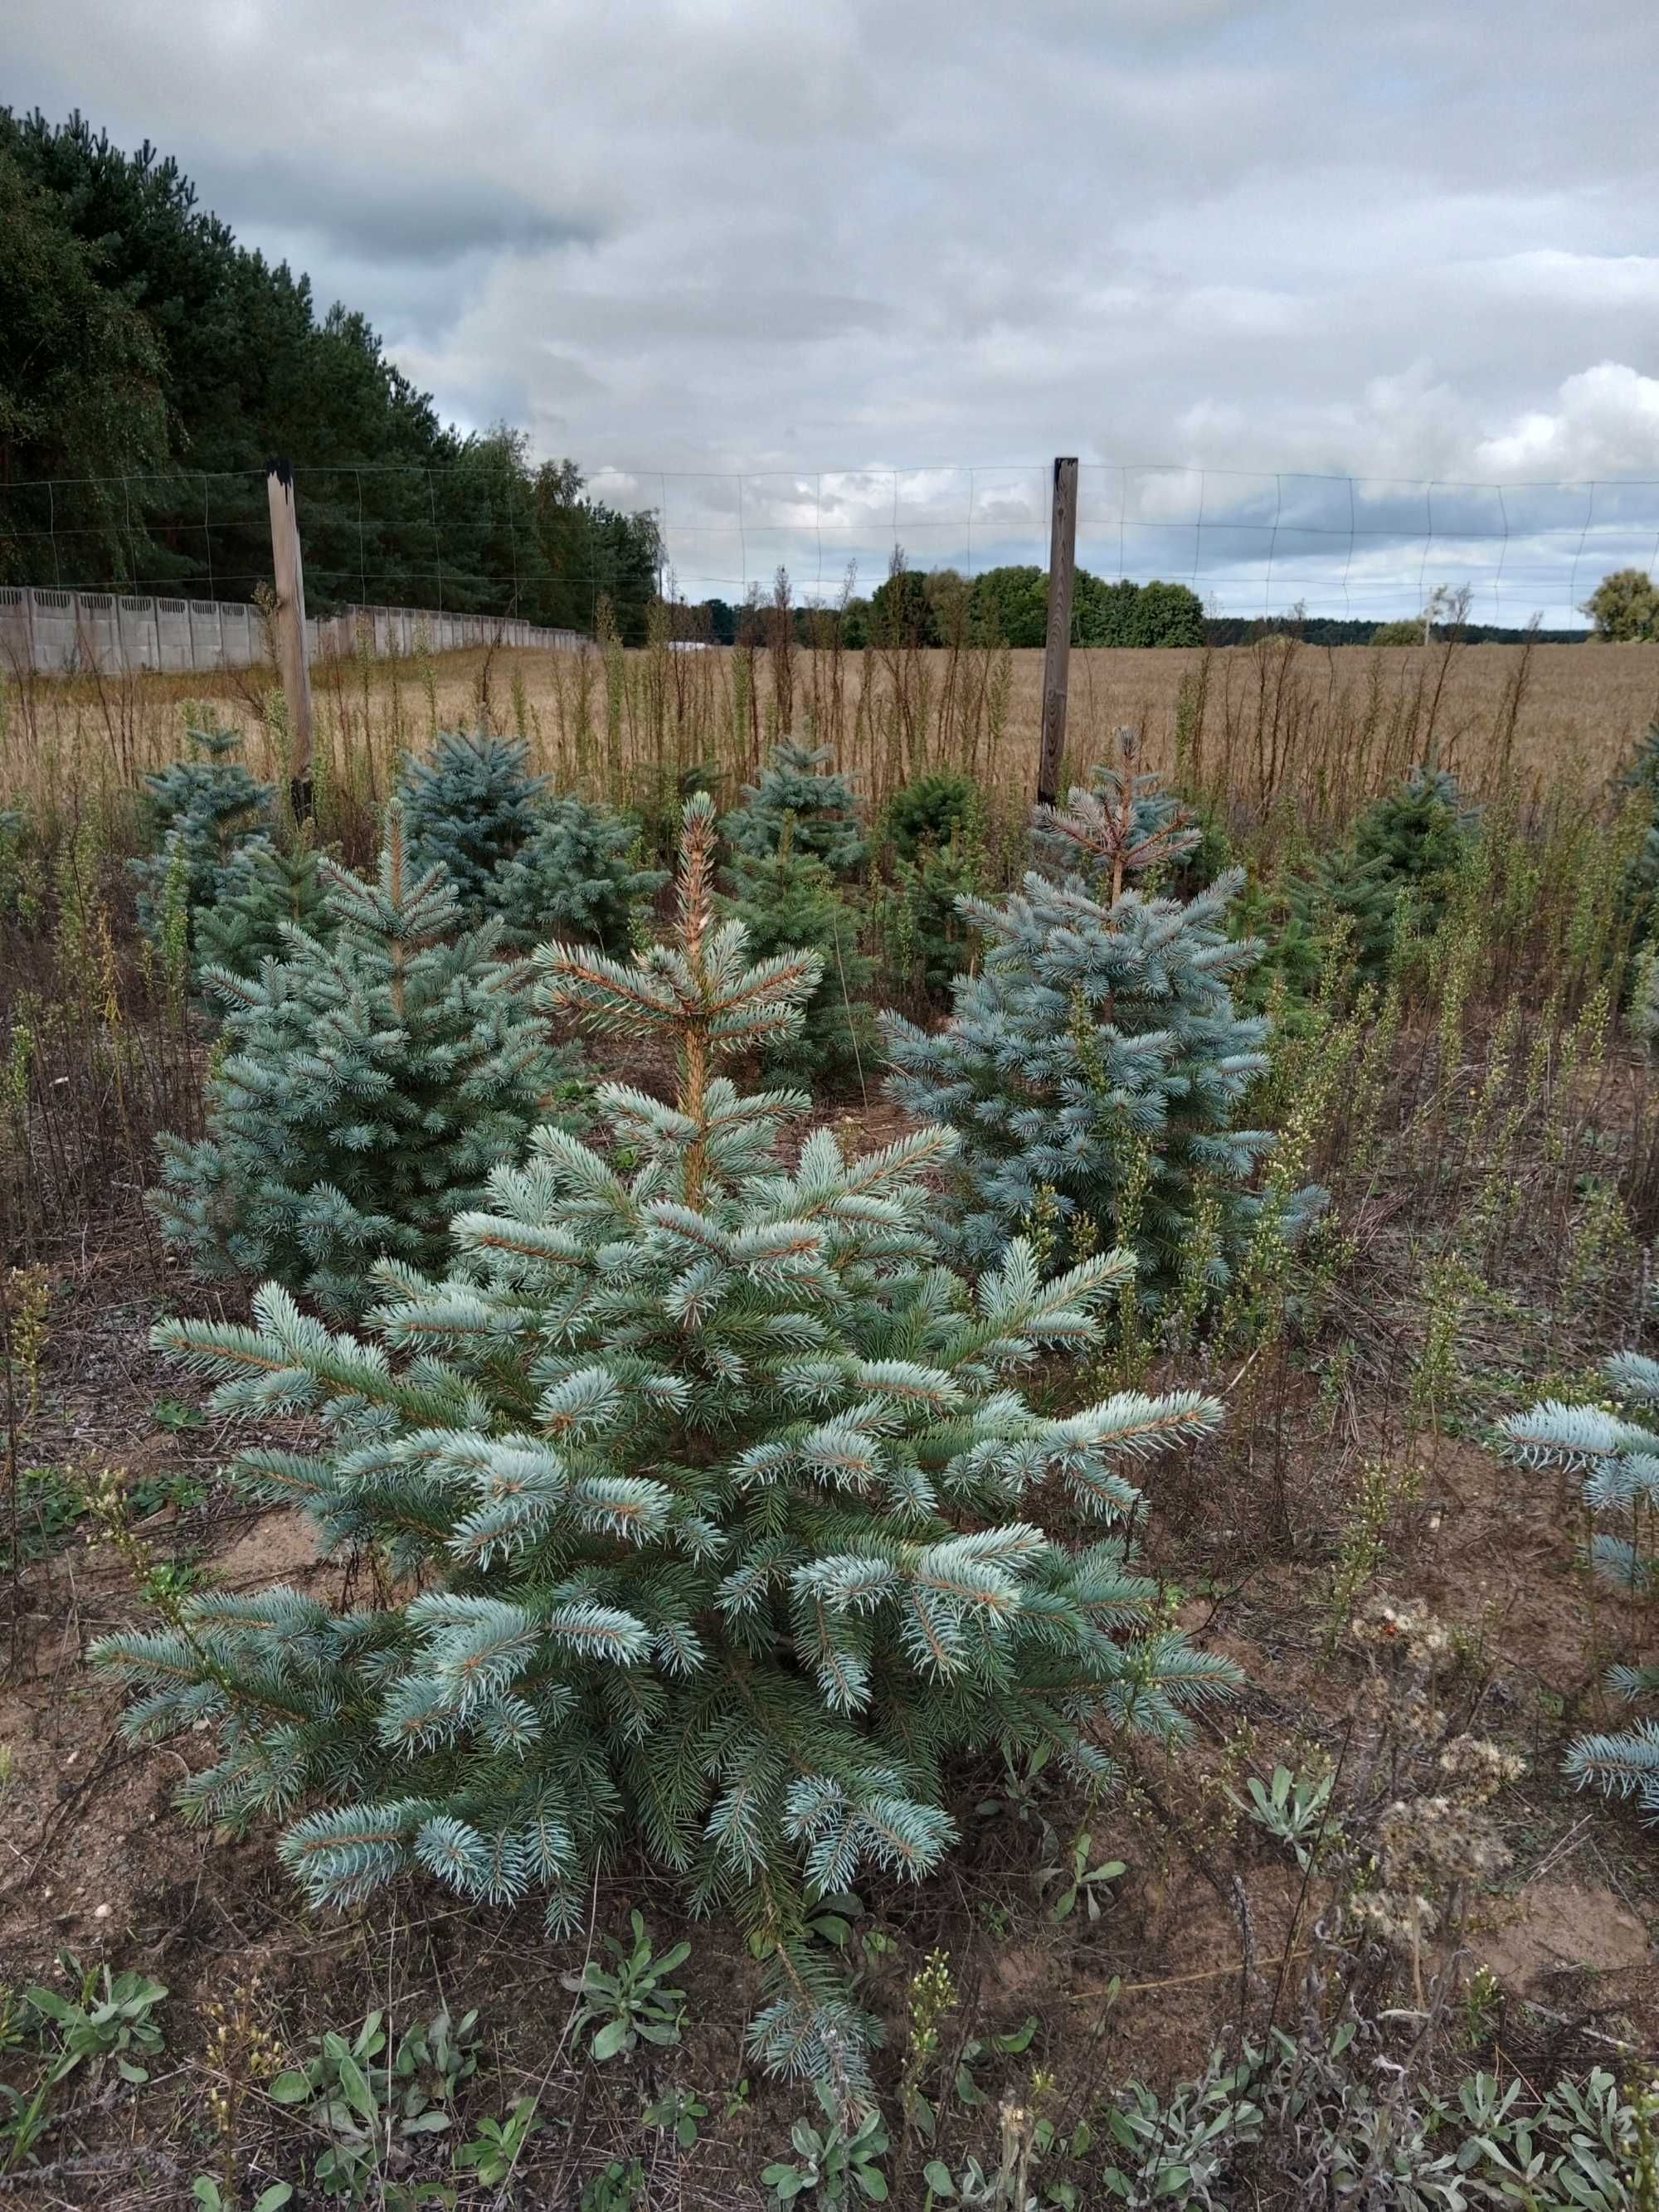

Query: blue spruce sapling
723;740;867;876
884;746;1326;1305
397;726;548;914
150;806;580;1317
721;839;874;1089
496;792;667;955
130;721;274;935
104;795;1233;2098
191;835;333;985
1498;1345;1659;1820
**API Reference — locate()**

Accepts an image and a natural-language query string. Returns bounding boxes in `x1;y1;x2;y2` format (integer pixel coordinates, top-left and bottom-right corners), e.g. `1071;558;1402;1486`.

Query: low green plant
1229;1763;1335;1868
21;1959;168;2084
1098;2054;1261;2206
151;1398;207;1434
763;2081;891;2204
2;1960;168;2171
454;2096;540;2188
949;2018;1037;2114
190;2180;293;2212
1035;1830;1126;1923
579;2161;645;2211
645;2085;709;2148
125;1468;209;1518
563;1912;690;2062
0;1466;85;1569
268;2006;476;2203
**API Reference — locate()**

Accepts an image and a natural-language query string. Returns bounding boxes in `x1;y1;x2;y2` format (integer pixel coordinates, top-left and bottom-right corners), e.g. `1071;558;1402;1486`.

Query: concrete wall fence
0;587;586;677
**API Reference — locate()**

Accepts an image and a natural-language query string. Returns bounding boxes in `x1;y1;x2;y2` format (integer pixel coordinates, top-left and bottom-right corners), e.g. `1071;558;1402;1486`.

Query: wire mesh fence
3;459;1659;644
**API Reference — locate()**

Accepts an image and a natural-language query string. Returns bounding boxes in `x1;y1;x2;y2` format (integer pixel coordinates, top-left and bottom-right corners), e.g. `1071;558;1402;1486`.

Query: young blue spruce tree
103;795;1233;2100
495;792;667;955
192;835;333;985
151;806;578;1319
130;721;274;936
1497;1341;1659;1821
884;743;1325;1307
724;740;867;877
397;726;548;914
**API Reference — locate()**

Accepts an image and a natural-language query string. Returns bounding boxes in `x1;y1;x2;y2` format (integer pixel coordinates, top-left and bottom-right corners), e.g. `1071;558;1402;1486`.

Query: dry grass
5;636;1657;847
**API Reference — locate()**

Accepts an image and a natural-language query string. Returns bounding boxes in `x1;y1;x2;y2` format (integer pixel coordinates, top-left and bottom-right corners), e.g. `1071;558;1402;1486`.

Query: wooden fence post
1036;455;1079;808
265;458;315;820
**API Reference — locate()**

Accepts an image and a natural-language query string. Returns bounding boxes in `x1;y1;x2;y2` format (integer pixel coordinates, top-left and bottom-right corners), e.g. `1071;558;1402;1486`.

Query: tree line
695;562;1207;650
0;110;662;636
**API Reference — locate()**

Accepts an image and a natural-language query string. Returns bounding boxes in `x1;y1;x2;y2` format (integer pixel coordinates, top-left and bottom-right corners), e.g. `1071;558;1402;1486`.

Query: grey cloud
197;152;601;266
11;0;1659;620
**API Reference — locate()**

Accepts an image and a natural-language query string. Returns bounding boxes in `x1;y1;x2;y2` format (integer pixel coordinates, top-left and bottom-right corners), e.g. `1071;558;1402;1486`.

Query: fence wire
4;461;1659;633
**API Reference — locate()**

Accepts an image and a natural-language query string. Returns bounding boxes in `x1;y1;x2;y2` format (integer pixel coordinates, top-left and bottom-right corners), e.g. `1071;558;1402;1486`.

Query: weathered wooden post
265;458;315;820
1036;455;1079;808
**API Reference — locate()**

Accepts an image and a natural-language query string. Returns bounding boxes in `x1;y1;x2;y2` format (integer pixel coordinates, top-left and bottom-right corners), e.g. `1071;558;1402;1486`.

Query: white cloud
9;0;1659;617
1475;364;1659;479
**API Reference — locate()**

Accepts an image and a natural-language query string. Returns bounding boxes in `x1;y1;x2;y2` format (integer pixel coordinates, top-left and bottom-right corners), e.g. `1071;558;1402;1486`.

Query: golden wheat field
4;637;1657;846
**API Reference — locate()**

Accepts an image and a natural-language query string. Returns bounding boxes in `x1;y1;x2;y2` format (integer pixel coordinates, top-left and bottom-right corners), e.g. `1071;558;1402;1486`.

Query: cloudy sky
13;0;1659;619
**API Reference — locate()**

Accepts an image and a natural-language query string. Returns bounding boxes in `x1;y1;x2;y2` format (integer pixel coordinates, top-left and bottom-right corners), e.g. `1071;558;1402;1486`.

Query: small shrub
496;791;666;954
726;740;866;876
397;727;547;913
269;2005;477;2202
151;808;581;1319
764;2082;891;2205
722;846;874;1087
562;1911;689;2062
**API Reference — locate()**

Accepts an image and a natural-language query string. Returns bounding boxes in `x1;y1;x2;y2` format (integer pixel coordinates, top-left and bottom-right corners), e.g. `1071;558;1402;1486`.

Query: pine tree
102;795;1233;2098
722;844;874;1088
1230;873;1324;1032
880;771;981;866
130;722;274;933
1498;1350;1659;1819
192;836;333;985
1352;767;1475;935
884;760;1326;1303
1287;846;1399;982
496;793;667;955
723;741;866;877
397;727;548;914
151;808;581;1319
